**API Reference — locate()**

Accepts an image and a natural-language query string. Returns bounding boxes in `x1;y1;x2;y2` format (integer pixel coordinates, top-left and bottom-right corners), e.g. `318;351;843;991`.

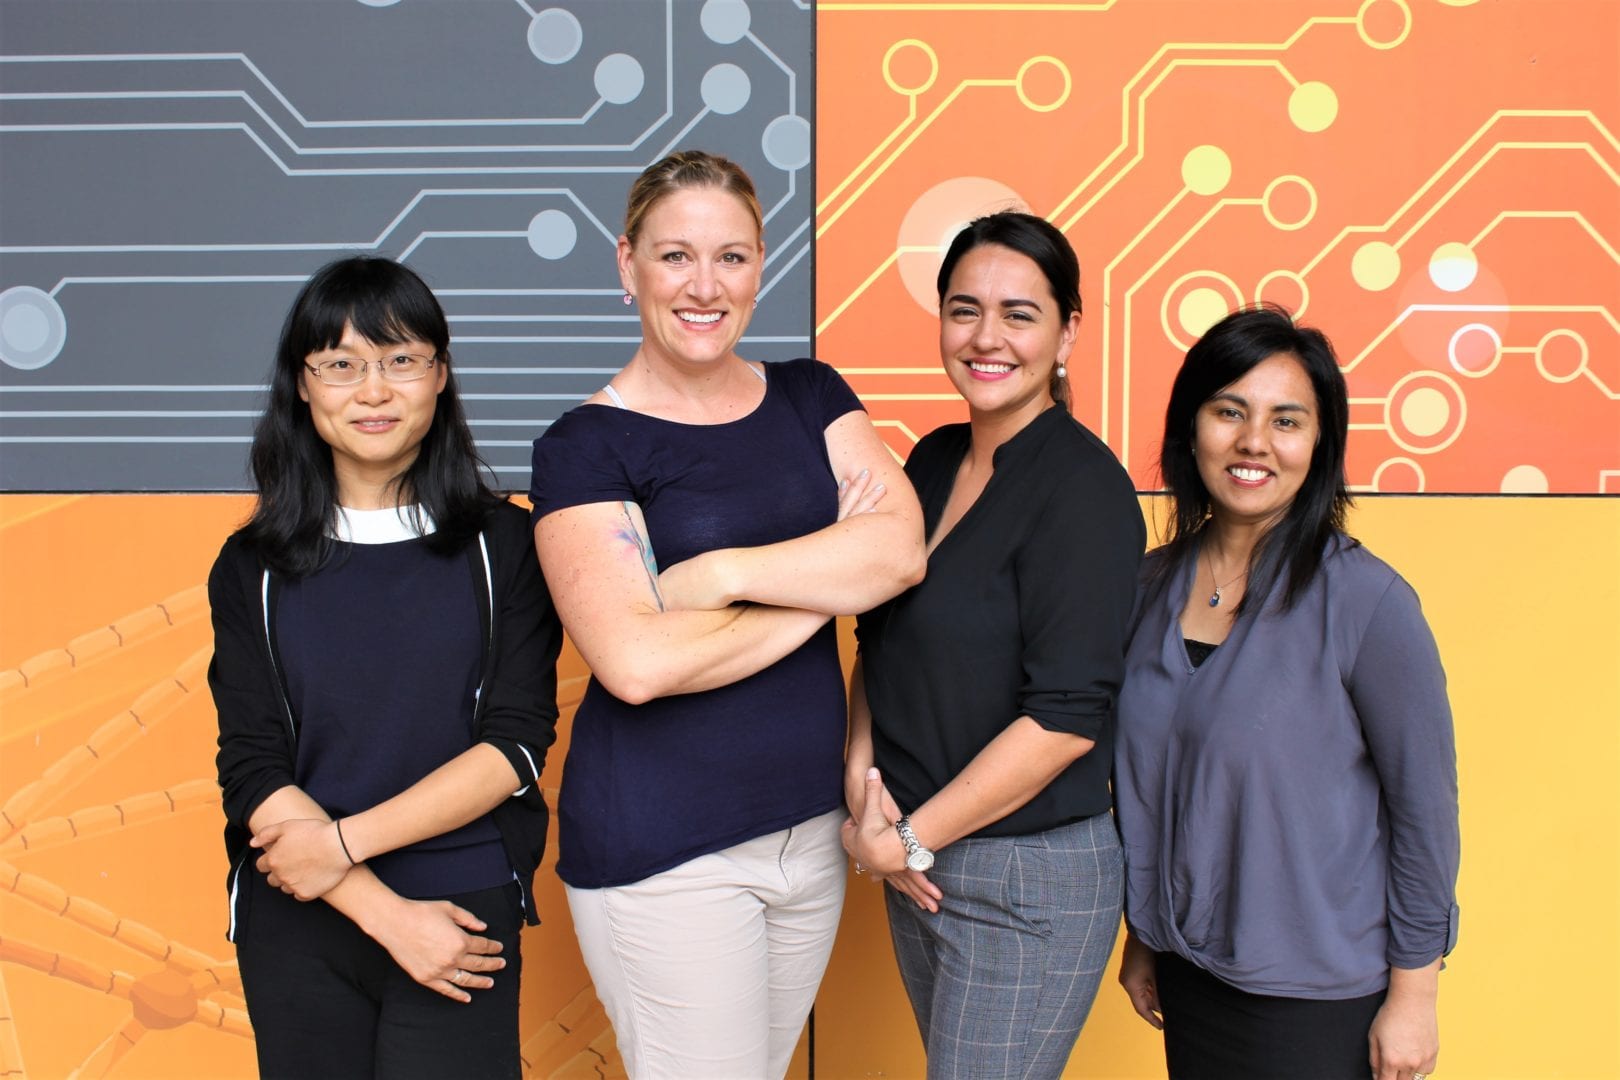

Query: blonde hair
623;150;764;244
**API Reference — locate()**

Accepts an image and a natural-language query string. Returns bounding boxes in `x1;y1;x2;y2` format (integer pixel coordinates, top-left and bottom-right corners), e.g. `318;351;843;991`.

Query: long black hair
1154;303;1352;613
240;256;498;577
935;211;1082;406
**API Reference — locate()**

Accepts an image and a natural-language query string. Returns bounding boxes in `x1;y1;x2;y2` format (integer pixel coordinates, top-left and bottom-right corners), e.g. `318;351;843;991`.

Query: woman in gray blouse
1113;306;1459;1080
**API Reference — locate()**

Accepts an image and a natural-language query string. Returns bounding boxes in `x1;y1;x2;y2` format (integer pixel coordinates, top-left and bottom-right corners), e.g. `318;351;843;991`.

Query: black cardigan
209;500;562;926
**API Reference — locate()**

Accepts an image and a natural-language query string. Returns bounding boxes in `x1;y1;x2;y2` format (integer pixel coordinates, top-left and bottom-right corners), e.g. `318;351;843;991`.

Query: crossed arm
535;409;925;705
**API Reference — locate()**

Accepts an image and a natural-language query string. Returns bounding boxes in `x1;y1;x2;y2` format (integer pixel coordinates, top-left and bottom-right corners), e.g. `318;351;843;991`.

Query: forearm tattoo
615;501;664;612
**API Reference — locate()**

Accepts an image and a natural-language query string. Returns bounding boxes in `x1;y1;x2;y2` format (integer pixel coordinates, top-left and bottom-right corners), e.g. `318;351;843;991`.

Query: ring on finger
452;969;466;985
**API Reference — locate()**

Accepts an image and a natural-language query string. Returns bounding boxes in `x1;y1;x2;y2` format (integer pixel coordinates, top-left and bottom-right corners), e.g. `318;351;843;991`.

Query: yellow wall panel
817;495;1620;1078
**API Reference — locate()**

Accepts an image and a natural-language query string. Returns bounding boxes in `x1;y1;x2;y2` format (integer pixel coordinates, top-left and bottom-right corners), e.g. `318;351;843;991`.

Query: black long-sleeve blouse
856;405;1144;836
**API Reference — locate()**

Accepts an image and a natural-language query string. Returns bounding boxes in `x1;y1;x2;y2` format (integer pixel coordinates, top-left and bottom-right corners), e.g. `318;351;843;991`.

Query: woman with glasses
209;255;561;1079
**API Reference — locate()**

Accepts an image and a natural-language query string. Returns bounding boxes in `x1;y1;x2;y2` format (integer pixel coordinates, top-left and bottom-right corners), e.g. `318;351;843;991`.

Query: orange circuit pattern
815;0;1619;494
0;497;625;1079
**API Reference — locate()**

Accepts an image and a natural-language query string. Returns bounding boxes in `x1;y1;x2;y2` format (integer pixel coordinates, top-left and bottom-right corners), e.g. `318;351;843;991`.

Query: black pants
236;874;523;1080
1155;950;1385;1080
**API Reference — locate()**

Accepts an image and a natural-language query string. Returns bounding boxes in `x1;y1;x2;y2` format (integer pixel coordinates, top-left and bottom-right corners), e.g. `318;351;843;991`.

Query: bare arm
1369;960;1441;1079
845;716;1094;873
251;745;520;900
840;662;943;910
1118;931;1165;1029
842;657;877;818
656;410;926;615
536;505;830;705
247;785;506;1003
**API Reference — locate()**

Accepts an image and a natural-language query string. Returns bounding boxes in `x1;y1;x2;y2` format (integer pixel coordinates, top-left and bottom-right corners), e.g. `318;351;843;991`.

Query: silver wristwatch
895;816;935;872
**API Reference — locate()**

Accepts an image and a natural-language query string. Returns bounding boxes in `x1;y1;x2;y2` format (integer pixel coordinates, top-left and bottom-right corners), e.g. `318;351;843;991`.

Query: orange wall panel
815;0;1619;495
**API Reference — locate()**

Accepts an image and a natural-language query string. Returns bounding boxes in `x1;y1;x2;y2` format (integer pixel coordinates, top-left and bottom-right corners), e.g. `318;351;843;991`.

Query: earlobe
1059;311;1081;355
616;235;637;294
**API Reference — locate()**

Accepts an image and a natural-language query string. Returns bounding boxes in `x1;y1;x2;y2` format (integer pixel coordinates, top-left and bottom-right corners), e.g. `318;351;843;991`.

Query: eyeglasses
304;353;438;386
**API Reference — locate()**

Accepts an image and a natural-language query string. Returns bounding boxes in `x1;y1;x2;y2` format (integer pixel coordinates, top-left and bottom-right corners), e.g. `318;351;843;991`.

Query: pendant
1208;589;1221;608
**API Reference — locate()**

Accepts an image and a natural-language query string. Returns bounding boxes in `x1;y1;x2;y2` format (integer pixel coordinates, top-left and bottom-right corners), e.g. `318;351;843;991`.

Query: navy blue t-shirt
529;358;862;888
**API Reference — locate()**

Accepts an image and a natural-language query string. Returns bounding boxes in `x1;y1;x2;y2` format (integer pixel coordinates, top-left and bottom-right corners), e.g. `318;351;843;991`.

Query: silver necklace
1204;546;1248;608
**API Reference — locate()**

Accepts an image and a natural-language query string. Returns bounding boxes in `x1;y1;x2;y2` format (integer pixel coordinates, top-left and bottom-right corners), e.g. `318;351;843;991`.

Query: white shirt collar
332;504;437;544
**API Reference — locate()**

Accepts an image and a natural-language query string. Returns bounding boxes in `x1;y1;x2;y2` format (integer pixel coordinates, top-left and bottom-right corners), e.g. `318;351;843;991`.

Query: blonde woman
529;150;925;1079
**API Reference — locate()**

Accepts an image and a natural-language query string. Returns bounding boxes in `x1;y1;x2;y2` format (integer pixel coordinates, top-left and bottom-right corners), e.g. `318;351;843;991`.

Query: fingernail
839;479;847;492
866;767;879;780
874;483;885;493
859;468;870;478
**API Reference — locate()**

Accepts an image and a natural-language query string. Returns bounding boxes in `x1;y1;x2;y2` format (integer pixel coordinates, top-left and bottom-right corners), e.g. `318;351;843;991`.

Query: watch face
906;849;934;872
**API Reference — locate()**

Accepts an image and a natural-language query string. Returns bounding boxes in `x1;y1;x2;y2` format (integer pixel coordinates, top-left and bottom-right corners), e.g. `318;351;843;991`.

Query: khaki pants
565;808;847;1079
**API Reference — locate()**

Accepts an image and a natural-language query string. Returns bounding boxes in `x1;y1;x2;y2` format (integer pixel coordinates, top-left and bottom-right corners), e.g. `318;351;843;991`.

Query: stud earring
623;293;634;306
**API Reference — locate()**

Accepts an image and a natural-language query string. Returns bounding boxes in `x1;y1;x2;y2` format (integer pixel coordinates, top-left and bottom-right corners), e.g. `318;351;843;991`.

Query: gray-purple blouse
1115;534;1459;999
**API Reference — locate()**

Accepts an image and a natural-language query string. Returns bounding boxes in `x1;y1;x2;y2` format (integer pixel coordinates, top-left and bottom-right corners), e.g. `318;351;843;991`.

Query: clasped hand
252;817;350;901
252;817;507;1003
841;766;943;914
369;896;507;1004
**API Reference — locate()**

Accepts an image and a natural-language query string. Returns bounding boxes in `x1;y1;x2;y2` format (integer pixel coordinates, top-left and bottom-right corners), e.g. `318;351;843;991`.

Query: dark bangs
244;256;494;577
282;257;450;360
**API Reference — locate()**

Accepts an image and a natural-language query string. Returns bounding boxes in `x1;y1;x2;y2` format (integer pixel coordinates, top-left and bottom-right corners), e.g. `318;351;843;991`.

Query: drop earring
1056;364;1067;379
623;293;634;306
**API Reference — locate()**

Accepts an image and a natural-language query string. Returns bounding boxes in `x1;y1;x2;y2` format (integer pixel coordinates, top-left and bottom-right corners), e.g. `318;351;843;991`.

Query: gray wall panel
0;0;814;490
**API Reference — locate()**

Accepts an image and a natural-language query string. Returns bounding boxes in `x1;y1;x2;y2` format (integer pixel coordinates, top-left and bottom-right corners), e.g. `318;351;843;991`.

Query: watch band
895;816;935;871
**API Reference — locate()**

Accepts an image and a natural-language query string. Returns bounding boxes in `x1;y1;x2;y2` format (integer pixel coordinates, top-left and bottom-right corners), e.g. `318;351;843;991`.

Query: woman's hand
1117;932;1164;1030
251;817;349;901
843;761;901;825
1369;962;1440;1080
836;468;887;521
657;469;889;613
366;896;507;1004
841;767;943;913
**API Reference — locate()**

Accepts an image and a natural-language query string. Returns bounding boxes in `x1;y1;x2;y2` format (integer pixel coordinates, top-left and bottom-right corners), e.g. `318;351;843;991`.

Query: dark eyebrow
1208;391;1312;413
944;293;1043;312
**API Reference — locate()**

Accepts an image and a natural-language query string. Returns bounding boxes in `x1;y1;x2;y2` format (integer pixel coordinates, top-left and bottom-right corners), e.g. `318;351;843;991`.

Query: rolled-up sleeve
1014;466;1145;739
1349;577;1461;967
476;510;563;808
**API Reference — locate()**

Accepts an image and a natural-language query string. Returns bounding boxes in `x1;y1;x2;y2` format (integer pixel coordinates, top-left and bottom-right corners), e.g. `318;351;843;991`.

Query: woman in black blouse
843;212;1144;1077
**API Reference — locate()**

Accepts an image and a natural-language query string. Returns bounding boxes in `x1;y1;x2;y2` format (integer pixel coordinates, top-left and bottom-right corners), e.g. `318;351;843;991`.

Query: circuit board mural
0;495;627;1079
815;0;1619;495
2;2;1618;1078
0;0;813;491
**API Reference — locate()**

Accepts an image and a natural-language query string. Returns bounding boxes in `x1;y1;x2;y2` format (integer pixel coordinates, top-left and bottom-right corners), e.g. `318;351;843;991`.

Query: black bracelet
334;818;357;866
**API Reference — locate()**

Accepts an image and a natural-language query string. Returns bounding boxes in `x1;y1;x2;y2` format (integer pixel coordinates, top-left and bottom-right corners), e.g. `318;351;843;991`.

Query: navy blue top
277;537;511;898
529;358;864;888
1116;536;1460;999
